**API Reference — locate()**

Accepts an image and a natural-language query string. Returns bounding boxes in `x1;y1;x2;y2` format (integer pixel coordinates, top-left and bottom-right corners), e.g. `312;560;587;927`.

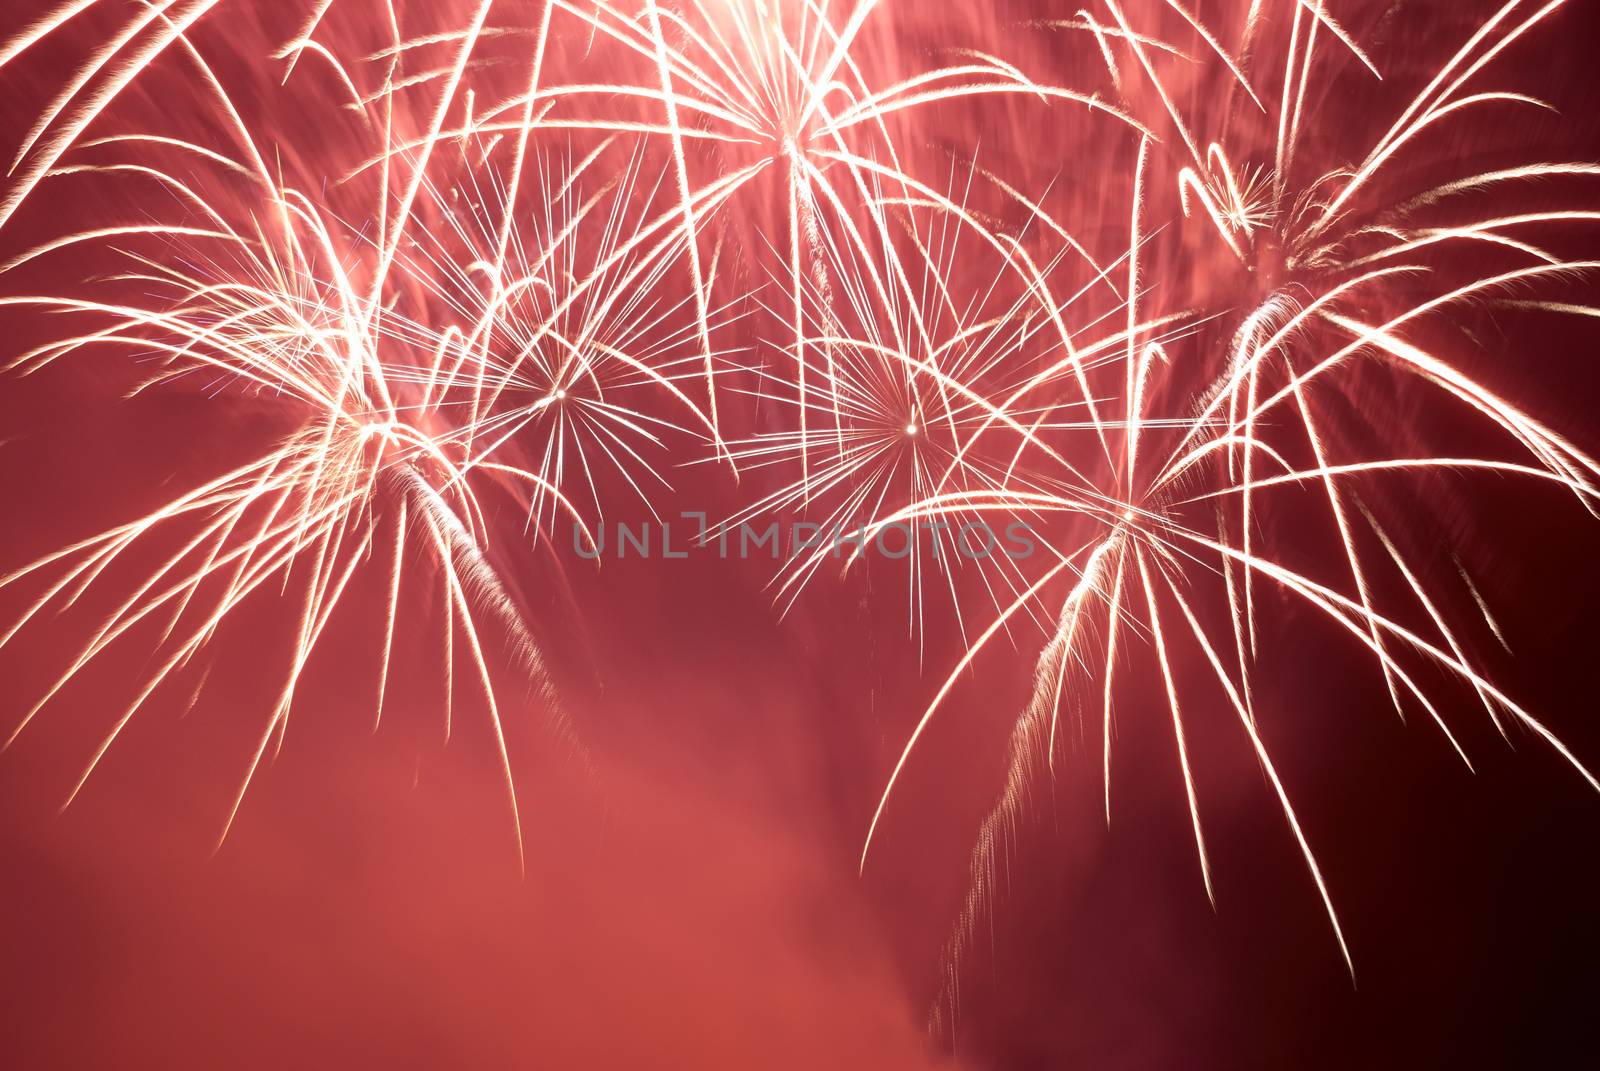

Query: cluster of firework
2;0;1597;1010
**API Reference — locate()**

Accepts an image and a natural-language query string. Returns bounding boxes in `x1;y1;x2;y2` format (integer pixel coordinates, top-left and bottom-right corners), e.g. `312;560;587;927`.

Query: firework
2;0;1599;1024
837;0;1600;1015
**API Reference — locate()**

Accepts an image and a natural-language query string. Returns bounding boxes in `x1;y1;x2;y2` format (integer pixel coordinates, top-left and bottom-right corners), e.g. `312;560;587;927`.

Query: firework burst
3;0;1599;1027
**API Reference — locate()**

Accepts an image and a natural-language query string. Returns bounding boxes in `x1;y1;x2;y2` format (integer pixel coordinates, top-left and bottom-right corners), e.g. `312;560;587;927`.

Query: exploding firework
837;0;1600;1016
2;0;1599;1027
